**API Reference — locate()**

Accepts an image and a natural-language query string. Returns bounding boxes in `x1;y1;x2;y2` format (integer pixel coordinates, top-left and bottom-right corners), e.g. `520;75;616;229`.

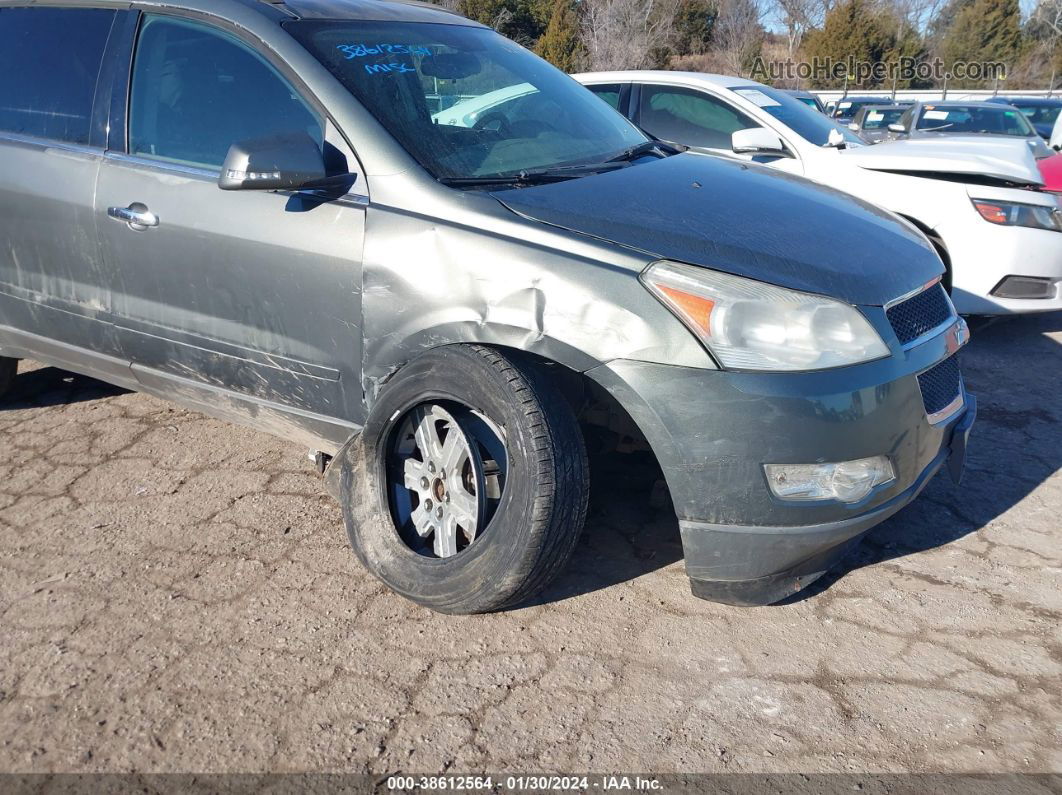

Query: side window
129;15;324;169
0;8;116;144
637;85;758;149
588;84;622;111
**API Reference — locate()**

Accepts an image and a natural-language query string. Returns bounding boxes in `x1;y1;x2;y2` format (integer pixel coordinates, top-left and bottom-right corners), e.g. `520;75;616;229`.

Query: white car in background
575;71;1062;315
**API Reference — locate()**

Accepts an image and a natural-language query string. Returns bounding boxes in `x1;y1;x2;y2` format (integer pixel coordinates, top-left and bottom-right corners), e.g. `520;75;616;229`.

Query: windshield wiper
438;162;626;188
605;139;683;163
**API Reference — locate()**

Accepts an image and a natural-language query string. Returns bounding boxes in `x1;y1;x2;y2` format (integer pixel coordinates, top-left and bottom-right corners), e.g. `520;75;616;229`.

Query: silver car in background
0;0;974;612
890;100;1054;158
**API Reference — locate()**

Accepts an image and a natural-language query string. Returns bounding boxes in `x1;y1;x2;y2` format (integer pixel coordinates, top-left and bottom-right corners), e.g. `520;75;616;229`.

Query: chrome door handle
108;203;159;232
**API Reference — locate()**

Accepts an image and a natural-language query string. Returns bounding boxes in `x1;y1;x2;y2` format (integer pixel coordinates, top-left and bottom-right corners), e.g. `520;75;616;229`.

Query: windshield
916;105;1036;136
834;99;878;118
286;20;647;180
728;85;863;147
861;107;905;130
1014;102;1062;126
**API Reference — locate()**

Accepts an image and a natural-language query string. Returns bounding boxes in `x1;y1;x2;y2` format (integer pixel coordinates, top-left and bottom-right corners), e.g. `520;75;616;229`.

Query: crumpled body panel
358;181;716;402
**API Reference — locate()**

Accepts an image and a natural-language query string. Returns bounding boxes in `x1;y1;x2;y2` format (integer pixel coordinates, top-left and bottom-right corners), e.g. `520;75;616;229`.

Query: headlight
642;261;889;371
971;198;1062;232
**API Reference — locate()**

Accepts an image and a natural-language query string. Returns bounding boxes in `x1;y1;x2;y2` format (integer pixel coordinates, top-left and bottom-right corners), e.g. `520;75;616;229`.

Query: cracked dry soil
0;313;1059;775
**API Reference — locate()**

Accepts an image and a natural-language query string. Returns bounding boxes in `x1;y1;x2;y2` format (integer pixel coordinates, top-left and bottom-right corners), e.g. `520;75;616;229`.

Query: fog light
990;276;1058;300
765;456;896;503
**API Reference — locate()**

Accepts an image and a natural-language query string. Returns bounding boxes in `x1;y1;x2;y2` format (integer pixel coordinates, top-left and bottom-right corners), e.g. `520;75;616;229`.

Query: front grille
887;284;953;345
917;354;962;418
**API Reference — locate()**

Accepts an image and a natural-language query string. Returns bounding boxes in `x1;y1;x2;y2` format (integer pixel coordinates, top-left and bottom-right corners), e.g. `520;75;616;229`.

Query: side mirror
732;127;787;156
887;123;906;134
219;131;327;191
848;122;860;131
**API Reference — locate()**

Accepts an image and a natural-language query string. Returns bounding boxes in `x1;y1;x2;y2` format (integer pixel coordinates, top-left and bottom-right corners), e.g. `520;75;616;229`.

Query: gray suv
0;0;975;612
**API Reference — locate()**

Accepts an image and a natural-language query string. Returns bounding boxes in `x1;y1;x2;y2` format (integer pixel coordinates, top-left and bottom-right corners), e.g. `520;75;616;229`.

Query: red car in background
1038;152;1062;192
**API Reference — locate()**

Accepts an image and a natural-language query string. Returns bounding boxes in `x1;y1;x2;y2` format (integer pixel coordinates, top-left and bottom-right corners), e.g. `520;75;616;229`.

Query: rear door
584;82;631;116
0;6;128;376
95;13;367;444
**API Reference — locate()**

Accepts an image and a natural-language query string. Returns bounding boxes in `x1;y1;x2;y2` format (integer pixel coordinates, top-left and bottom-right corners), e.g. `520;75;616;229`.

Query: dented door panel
94;155;367;423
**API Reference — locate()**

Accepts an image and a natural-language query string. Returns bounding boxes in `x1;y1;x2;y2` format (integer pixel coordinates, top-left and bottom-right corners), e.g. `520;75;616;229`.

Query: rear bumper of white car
937;214;1062;315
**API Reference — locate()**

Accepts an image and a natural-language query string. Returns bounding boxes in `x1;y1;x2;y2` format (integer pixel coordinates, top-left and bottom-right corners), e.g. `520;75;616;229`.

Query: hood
492;153;941;306
842;136;1044;185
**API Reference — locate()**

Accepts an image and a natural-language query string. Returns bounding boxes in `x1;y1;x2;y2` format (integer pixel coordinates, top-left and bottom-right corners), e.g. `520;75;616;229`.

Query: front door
632;83;804;175
95;13;367;443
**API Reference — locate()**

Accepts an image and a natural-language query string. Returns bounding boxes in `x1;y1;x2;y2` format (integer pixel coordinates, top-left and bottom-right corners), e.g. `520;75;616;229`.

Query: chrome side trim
0;131;103;158
338;193;370;208
103;151;219;179
884;275;943;309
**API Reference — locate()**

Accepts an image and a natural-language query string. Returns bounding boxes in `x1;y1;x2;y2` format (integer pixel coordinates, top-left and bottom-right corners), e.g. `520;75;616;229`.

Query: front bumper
939;216;1062;315
585;320;975;606
684;398;974;605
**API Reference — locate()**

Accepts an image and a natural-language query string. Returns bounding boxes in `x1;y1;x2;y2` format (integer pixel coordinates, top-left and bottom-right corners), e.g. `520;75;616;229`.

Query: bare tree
713;0;765;76
581;0;679;70
889;0;947;38
775;0;818;57
1031;0;1062;38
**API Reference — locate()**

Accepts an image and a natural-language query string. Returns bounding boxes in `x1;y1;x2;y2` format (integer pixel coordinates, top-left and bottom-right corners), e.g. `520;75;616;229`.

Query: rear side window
129;15;323;169
588;84;622;111
0;7;116;145
638;85;758;149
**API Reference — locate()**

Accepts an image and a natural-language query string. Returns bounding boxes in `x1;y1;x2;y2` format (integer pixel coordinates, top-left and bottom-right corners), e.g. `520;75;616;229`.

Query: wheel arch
897;213;952;293
330;342;670;508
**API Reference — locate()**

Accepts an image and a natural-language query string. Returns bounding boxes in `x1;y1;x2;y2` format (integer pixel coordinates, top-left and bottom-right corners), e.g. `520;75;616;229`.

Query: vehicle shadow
0;364;129;410
789;310;1062;603
536;448;686;605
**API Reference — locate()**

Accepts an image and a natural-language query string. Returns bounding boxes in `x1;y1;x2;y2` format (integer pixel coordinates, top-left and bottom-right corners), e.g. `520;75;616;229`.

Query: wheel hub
392;404;490;558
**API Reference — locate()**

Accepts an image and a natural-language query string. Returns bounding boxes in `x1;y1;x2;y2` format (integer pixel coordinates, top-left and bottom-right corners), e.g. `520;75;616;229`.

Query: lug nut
428;461;436;473
436;507;444;519
420;477;430;490
424;499;433;511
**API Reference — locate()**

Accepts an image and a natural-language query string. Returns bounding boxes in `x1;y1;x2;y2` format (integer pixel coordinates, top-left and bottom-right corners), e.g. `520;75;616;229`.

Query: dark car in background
985;95;1062;140
829;95;891;123
848;104;910;143
783;88;825;114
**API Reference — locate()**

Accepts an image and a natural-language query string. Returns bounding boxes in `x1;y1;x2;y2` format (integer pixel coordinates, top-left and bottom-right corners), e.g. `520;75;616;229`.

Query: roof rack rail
232;0;297;19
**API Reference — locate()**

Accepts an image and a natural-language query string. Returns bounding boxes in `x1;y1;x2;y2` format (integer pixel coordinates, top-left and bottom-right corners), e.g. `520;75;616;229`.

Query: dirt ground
0;313;1059;776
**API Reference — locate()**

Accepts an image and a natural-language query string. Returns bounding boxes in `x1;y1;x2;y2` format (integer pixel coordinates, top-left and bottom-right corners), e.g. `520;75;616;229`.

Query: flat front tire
336;345;589;614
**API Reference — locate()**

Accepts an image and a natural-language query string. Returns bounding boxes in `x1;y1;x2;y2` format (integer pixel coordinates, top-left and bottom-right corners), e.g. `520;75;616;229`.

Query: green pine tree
456;0;550;45
938;0;1023;88
801;0;926;89
535;0;585;71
